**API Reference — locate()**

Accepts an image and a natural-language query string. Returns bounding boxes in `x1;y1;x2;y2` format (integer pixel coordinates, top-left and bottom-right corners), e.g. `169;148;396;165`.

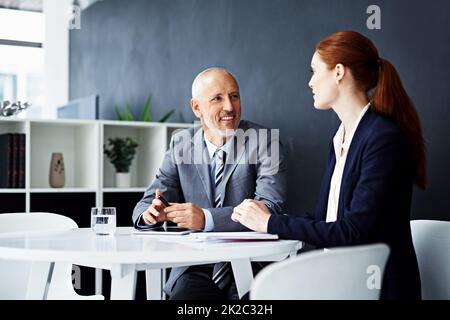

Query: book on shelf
18;134;25;188
0;133;26;188
11;134;19;188
0;133;13;188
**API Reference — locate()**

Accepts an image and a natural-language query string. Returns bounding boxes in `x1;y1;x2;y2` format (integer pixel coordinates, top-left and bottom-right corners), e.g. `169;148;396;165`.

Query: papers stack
189;231;278;242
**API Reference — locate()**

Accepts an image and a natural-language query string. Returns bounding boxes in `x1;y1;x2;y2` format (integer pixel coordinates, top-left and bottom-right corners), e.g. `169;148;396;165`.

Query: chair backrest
411;220;450;300
250;243;390;300
0;212;77;233
0;212;78;299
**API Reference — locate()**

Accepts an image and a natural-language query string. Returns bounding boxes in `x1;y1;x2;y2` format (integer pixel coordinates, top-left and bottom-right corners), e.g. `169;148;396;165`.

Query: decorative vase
49;152;65;188
115;172;130;188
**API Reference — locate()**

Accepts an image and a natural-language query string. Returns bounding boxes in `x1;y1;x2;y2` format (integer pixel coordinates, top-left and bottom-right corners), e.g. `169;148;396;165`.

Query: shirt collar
203;133;234;159
333;102;370;158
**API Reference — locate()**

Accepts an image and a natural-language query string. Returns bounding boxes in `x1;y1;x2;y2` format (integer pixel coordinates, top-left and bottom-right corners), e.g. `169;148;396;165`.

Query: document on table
189;231;278;242
132;226;199;235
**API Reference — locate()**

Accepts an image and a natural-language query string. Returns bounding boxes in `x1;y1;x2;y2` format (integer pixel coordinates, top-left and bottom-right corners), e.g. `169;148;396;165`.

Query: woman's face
308;52;339;110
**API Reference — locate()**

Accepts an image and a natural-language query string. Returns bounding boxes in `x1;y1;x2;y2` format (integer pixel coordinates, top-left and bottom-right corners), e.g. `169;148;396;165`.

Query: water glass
91;207;116;235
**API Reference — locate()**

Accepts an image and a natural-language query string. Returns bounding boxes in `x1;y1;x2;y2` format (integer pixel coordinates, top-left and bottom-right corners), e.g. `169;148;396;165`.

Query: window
0;5;45;118
0;73;17;101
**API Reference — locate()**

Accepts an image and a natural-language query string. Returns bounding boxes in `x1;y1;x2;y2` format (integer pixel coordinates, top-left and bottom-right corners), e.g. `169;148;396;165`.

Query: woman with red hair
232;31;424;300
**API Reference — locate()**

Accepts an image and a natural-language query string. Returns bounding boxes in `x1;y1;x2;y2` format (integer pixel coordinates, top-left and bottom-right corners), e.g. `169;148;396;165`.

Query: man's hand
142;189;168;224
165;203;205;230
231;199;271;233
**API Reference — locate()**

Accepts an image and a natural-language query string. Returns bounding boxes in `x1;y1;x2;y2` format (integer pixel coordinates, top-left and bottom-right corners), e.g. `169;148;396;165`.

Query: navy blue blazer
268;108;421;300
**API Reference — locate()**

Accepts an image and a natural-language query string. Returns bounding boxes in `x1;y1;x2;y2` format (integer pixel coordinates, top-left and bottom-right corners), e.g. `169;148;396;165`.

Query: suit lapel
220;121;248;195
192;127;214;207
317;138;336;221
337;108;376;218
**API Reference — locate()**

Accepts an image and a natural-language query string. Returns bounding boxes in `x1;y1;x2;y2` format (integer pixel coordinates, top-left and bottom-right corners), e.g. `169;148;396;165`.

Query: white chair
411;220;450;300
251;243;390;300
0;212;103;300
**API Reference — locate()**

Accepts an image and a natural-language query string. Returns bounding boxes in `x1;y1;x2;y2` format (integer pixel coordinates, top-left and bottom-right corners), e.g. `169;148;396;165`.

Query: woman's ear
190;98;202;118
334;63;346;84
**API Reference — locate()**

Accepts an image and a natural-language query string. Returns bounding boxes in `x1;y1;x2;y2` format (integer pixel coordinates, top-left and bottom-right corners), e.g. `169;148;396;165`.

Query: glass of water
91;207;116;235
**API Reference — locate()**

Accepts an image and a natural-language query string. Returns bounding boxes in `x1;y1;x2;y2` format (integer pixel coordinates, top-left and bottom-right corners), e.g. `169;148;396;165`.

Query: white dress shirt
325;103;370;223
202;133;235;231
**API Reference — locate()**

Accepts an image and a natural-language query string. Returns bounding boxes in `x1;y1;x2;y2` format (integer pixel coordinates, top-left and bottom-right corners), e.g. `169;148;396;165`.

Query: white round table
0;227;301;299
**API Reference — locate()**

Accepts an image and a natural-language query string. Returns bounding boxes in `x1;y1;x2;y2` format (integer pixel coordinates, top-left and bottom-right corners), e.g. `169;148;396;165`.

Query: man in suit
132;67;286;300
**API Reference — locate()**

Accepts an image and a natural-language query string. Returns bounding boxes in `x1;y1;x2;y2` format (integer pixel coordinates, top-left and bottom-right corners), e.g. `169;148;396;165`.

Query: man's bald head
190;67;241;145
191;67;239;100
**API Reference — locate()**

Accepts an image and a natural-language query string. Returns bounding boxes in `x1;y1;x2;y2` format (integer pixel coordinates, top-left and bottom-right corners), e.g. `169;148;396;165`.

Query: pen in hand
156;191;170;207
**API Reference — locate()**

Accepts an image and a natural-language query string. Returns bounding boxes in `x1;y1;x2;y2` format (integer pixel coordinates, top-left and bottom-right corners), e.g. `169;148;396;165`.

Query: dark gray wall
70;0;450;220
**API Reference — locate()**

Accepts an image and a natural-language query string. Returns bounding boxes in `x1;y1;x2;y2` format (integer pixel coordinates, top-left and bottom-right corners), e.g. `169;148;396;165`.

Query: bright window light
0;8;45;43
0;44;44;115
0;45;44;74
0;7;46;118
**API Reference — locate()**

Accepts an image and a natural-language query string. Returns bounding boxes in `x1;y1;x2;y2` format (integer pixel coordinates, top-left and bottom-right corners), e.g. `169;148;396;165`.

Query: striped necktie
211;149;233;290
213;149;225;207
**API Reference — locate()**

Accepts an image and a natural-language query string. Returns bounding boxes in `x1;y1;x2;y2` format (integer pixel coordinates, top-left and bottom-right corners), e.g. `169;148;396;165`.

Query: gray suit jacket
132;120;286;295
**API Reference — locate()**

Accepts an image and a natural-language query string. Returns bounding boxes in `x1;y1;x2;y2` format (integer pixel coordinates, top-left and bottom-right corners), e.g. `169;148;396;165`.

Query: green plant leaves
124;102;134;121
158;109;175;123
114;105;124;120
115;95;174;123
139;95;152;122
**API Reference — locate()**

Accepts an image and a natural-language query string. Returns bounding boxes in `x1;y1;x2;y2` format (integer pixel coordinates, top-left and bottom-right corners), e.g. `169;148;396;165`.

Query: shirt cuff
135;212;164;230
137;213;146;227
203;209;215;231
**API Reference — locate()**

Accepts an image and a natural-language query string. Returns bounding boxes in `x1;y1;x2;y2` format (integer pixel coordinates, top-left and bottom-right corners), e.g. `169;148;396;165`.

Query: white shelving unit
0;189;26;193
30;188;98;193
0;117;191;213
102;188;146;193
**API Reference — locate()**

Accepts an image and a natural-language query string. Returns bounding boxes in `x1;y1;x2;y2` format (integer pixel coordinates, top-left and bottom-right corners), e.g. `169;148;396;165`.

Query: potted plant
104;137;139;188
114;95;175;122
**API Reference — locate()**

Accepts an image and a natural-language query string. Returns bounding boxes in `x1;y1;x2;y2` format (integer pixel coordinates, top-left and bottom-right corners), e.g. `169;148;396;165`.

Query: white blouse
325;103;370;223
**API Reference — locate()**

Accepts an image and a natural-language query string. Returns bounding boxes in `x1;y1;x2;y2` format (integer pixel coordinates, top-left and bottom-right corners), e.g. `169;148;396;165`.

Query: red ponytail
317;31;426;189
373;58;426;188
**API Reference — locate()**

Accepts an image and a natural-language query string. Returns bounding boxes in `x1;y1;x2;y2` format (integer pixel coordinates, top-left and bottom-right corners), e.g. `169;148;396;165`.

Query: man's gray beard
204;115;237;139
205;126;236;141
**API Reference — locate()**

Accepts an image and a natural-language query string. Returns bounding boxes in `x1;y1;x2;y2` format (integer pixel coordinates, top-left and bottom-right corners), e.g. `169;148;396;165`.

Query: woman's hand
231;199;271;233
